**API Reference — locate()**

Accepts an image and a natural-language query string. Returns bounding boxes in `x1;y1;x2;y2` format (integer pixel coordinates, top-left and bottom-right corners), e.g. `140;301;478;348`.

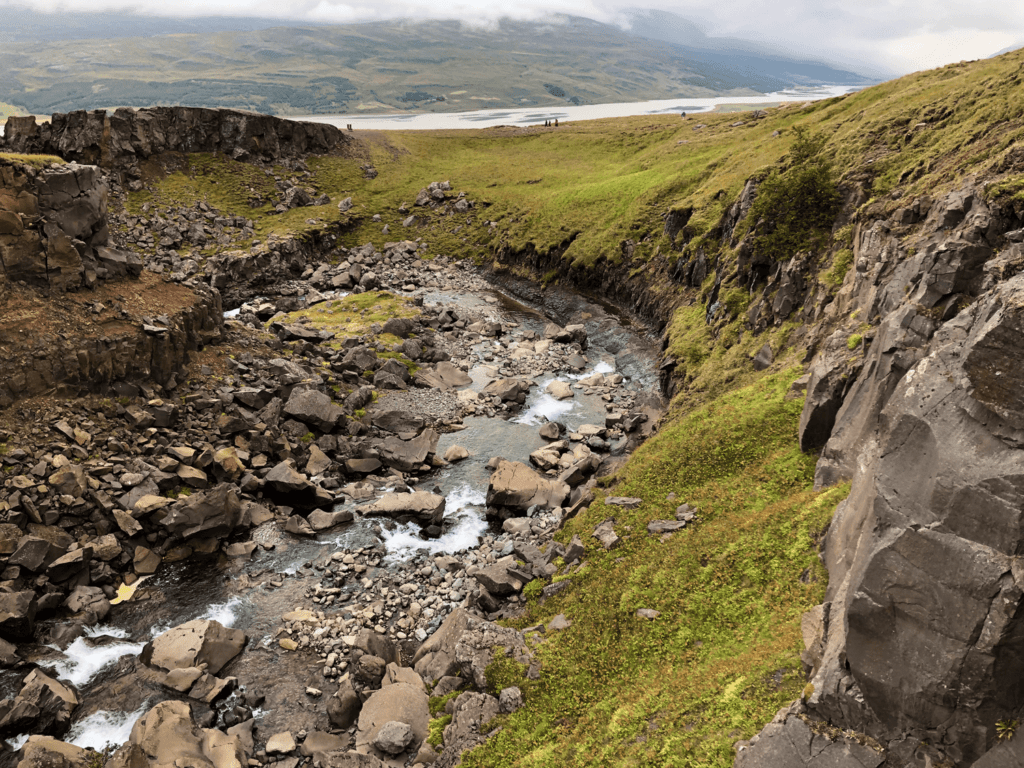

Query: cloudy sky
6;0;1022;75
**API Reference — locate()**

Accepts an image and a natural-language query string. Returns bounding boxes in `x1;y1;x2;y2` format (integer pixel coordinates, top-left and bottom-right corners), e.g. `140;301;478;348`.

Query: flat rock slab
359;492;445;525
143;619;247;675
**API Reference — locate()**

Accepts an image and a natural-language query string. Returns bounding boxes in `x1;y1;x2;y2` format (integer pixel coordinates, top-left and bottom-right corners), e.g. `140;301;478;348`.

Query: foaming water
66;704;150;751
197;596;245;628
49;630;146;688
567;360;615;380
8;733;30;751
513;378;576;426
381;486;488;561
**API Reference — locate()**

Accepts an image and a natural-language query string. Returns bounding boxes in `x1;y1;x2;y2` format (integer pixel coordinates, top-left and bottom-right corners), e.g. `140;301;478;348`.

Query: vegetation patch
0;152;66;167
272;291;419;339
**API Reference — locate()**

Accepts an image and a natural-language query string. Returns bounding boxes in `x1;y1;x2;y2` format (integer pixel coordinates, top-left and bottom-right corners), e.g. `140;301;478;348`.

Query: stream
9;276;663;753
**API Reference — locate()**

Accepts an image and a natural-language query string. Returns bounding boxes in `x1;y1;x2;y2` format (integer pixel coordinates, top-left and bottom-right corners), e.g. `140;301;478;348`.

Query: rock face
744;186;1024;767
143;619;247;675
2;107;351;171
0;157;139;292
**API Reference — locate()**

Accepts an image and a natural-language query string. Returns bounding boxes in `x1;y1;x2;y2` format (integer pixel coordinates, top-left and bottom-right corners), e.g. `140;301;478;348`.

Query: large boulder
355;683;429;763
284;388;345;432
0;591;38;641
0;670;78;738
359;492;445;527
378;428;439;473
264;461;333;509
412;607;470;682
16;736;94;768
143;619;247;675
157;484;242;540
482;378;530;403
371;411;426;435
486;459;570;513
108;699;248;768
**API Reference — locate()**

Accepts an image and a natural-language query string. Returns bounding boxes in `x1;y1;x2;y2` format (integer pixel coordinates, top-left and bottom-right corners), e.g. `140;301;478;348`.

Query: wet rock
113;699;247;768
144;619;247;675
64;585;110;622
538;422;563;440
285;515;315;536
360;492;445;526
15;736;92;768
486;459;570;513
545;380;574;400
443;445;470;462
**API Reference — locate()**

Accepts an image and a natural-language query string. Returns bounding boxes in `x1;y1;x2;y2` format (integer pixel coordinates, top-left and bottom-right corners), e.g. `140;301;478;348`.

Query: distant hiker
555;119;559;127
681;112;686;118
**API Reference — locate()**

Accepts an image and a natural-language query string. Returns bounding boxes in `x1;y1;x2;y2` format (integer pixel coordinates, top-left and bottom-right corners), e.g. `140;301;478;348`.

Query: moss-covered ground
0;152;66;167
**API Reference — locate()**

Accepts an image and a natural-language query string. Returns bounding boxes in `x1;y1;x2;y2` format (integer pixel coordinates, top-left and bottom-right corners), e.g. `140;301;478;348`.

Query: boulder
486;459;570;512
158;484;243;540
371;411;426;435
265;461;332;509
373;721;414;755
443;445;470;462
15;736;93;768
308;508;354;531
284;388;345;432
327;677;362;729
355;683;429;760
545;380;574;400
473;556;526;596
412;607;470;682
454;616;532;691
378;428;439;472
482;378;530;403
360;492;445;526
143;619;247;675
414;361;473;390
538;421;564;440
115;700;244;768
9;536;65;572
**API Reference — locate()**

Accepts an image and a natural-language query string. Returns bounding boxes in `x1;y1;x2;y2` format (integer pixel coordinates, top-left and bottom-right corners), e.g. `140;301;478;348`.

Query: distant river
292;85;858;131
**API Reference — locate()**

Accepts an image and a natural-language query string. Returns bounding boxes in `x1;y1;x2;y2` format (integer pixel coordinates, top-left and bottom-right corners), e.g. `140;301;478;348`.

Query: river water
10;277;662;752
292;85;857;131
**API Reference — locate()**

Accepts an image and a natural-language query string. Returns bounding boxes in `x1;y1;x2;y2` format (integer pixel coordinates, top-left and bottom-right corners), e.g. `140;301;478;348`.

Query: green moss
301;432;315;444
847;333;864;350
484;646;528;695
430;690;464;716
823;248;854;288
523;579;545;602
428;714;452;748
0;152;66;167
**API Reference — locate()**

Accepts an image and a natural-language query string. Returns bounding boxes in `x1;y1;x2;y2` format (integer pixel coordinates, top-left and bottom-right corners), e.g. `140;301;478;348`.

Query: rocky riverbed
0;213;663;768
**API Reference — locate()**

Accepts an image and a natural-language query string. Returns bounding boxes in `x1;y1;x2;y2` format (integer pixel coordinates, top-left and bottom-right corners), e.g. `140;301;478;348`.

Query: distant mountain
623;9;880;85
0;12;878;117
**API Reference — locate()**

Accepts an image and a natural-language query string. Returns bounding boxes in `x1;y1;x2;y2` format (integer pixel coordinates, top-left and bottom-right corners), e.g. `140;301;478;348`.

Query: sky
5;0;1023;76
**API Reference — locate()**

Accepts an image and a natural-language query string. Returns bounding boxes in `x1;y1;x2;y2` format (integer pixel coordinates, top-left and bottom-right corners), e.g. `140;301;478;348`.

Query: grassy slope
115;50;1024;765
462;371;848;767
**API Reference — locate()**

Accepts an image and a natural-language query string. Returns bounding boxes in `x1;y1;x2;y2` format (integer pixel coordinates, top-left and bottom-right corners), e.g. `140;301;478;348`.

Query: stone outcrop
1;107;351;172
742;185;1024;767
486;459;570;515
0;157;140;292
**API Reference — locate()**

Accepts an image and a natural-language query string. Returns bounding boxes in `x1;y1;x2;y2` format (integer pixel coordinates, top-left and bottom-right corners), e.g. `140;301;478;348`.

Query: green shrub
744;126;841;264
823;248;854;288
